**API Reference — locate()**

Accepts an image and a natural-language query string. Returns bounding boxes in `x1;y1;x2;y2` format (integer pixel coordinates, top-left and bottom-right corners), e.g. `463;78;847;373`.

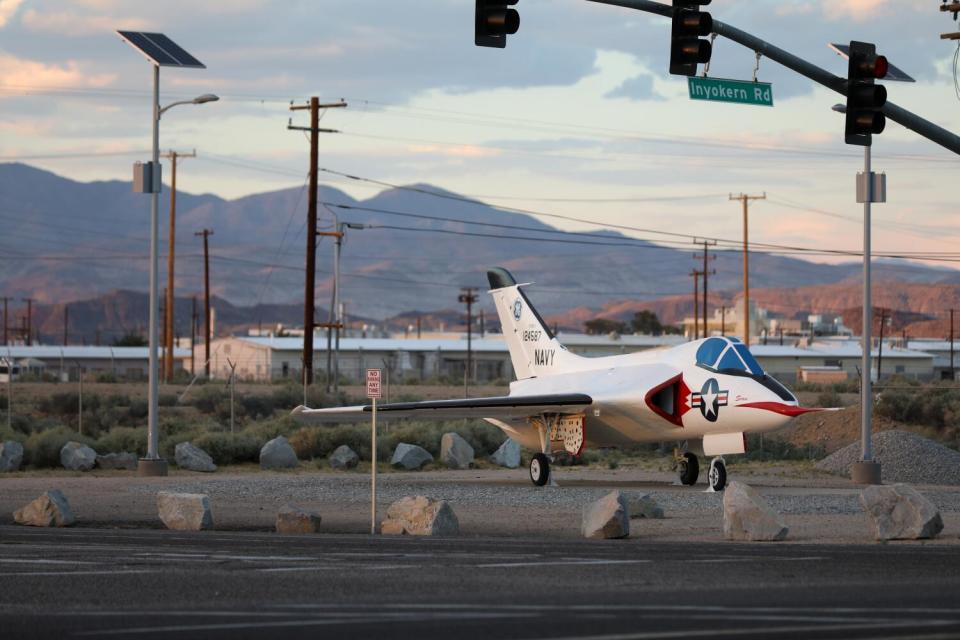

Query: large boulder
260;436;299;470
624;493;665;519
175;441;217;473
0;441;24;472
390;443;433;470
60;441;97;471
860;483;944;540
157;492;214;531
440;433;474;469
275;505;323;534
328;444;359;470
723;481;788;542
381;495;459;536
14;490;76;527
96;452;138;471
582;490;630;539
489;438;521;469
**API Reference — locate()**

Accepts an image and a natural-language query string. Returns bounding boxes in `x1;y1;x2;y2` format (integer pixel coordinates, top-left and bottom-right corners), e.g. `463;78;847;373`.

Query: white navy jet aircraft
293;267;822;491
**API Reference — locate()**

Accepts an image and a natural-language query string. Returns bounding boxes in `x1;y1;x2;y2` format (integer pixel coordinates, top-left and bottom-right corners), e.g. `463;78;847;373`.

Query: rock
489;438;521;468
0;441;24;472
96;452;138;471
582;490;630;539
328;444;359;470
157;492;214;531
275;505;322;534
60;441;97;471
260;436;299;470
860;483;944;540
624;493;665;519
14;490;75;527
380;496;459;536
723;481;788;542
390;443;433;470
175;441;217;472
440;433;474;469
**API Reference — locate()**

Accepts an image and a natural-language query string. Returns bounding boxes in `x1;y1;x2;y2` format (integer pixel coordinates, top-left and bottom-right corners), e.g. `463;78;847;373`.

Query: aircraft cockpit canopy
695;337;765;378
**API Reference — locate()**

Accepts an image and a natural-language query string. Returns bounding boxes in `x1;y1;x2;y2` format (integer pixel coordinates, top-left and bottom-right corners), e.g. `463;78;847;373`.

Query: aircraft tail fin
487;267;581;380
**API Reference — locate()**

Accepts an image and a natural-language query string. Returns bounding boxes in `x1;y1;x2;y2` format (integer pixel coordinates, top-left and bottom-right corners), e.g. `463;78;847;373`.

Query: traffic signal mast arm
584;0;960;156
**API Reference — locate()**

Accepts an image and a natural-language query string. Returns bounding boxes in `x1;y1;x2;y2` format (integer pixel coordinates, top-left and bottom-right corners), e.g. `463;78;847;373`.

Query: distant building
0;346;190;381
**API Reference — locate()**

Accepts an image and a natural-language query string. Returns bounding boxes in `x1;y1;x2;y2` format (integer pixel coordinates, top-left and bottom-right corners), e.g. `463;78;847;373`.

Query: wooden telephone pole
729;193;765;345
690;270;701;339
161;149;196;382
194;229;213;377
288;97;347;388
693;239;717;338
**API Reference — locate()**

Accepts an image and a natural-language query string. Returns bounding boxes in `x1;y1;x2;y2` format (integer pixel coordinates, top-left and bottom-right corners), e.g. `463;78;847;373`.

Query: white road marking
0;570;156;577
0;558;101;565
477;559;652;568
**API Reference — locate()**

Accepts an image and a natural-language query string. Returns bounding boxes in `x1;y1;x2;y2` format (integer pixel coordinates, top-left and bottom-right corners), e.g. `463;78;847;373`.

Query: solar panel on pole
117;31;206;68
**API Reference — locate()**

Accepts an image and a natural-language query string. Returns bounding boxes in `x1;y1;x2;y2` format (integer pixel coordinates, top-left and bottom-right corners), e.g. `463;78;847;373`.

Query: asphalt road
1;526;959;639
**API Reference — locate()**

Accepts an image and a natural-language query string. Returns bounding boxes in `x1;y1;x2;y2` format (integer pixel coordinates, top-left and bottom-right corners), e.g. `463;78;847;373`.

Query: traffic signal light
475;1;520;49
670;0;713;76
845;40;888;146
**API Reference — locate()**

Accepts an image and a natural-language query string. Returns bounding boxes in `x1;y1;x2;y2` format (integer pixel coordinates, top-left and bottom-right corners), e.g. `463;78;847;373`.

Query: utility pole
195;229;213;377
21;298;33;346
318;225;344;393
729;193;765;346
459;288;478;397
721;305;726;336
161;149;196;383
950;308;956;380
2;297;8;345
191;296;197;376
689;270;702;339
288;97;347;391
877;308;888;380
694;239;717;338
63;305;69;346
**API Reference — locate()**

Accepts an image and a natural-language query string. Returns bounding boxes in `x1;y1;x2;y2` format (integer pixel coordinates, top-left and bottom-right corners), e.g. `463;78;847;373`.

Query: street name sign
688;77;774;107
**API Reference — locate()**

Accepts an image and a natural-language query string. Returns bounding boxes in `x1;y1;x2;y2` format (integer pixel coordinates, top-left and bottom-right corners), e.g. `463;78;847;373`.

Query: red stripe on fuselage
736;402;825;417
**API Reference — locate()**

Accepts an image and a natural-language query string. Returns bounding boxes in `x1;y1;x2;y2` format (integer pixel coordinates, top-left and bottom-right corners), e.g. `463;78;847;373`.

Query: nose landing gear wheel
679;451;699;486
708;458;727;492
530;453;551;486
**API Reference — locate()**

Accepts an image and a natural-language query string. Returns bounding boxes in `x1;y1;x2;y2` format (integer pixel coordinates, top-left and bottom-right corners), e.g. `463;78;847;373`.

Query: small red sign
366;368;382;399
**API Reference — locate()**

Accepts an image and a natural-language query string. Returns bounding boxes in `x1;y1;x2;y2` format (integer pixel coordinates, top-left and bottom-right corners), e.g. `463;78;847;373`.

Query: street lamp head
193;93;219;104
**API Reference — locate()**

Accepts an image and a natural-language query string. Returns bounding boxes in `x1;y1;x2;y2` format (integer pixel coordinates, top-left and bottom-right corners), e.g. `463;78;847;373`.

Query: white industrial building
207;333;937;384
0;345;191;381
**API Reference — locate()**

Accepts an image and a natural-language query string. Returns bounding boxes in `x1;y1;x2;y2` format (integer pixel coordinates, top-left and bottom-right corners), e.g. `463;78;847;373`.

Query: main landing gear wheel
708;458;727;492
679;452;699;486
530;453;551;486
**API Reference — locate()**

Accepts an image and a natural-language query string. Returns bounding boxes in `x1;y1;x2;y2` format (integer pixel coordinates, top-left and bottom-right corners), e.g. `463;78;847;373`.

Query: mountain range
2;162;958;343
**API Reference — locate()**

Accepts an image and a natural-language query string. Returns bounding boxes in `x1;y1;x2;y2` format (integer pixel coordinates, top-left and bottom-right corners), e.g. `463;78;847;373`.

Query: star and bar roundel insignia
690;378;729;423
513;297;523;321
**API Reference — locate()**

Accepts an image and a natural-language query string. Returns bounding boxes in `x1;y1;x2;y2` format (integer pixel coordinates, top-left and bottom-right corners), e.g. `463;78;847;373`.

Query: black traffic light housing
670;0;713;76
845;40;889;146
476;0;520;49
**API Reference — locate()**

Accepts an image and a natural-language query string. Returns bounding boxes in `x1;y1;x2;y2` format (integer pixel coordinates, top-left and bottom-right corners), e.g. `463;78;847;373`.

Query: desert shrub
0;423;26;443
96;427;147;457
188;386;228;414
240;394;276;420
96;372;118;383
24;426;95;468
377;420;503;458
0;395;6;411
127;399;148;420
192;431;261;465
875;384;960;429
289;425;371;460
102;394;131;408
241;415;300;445
158;394;178;407
38;392;93;416
735;435;823;462
816;390;842;408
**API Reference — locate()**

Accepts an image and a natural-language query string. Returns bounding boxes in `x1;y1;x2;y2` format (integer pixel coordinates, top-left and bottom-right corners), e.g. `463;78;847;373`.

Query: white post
145;62;163;468
371;396;377;535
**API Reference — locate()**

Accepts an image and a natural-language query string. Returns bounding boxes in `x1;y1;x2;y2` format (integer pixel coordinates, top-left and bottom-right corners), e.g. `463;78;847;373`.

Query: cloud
21;9;148;36
0;0;23;27
0;52;116;88
604;73;665;101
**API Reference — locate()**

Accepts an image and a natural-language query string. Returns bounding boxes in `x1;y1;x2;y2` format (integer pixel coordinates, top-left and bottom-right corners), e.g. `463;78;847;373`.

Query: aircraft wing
291;393;593;424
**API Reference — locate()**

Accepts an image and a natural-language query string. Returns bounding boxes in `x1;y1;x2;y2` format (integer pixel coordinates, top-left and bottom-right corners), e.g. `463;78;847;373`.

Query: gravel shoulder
2;465;959;544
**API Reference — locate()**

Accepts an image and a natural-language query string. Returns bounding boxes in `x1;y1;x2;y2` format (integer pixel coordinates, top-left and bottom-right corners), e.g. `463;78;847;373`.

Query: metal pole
742;197;750;346
951;309;955;380
334;226;342;394
586;0;960;155
6;346;12;430
145;63;162;469
76;361;83;436
371;396;377;535
165;151;177;383
857;144;879;485
304;97;319;389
